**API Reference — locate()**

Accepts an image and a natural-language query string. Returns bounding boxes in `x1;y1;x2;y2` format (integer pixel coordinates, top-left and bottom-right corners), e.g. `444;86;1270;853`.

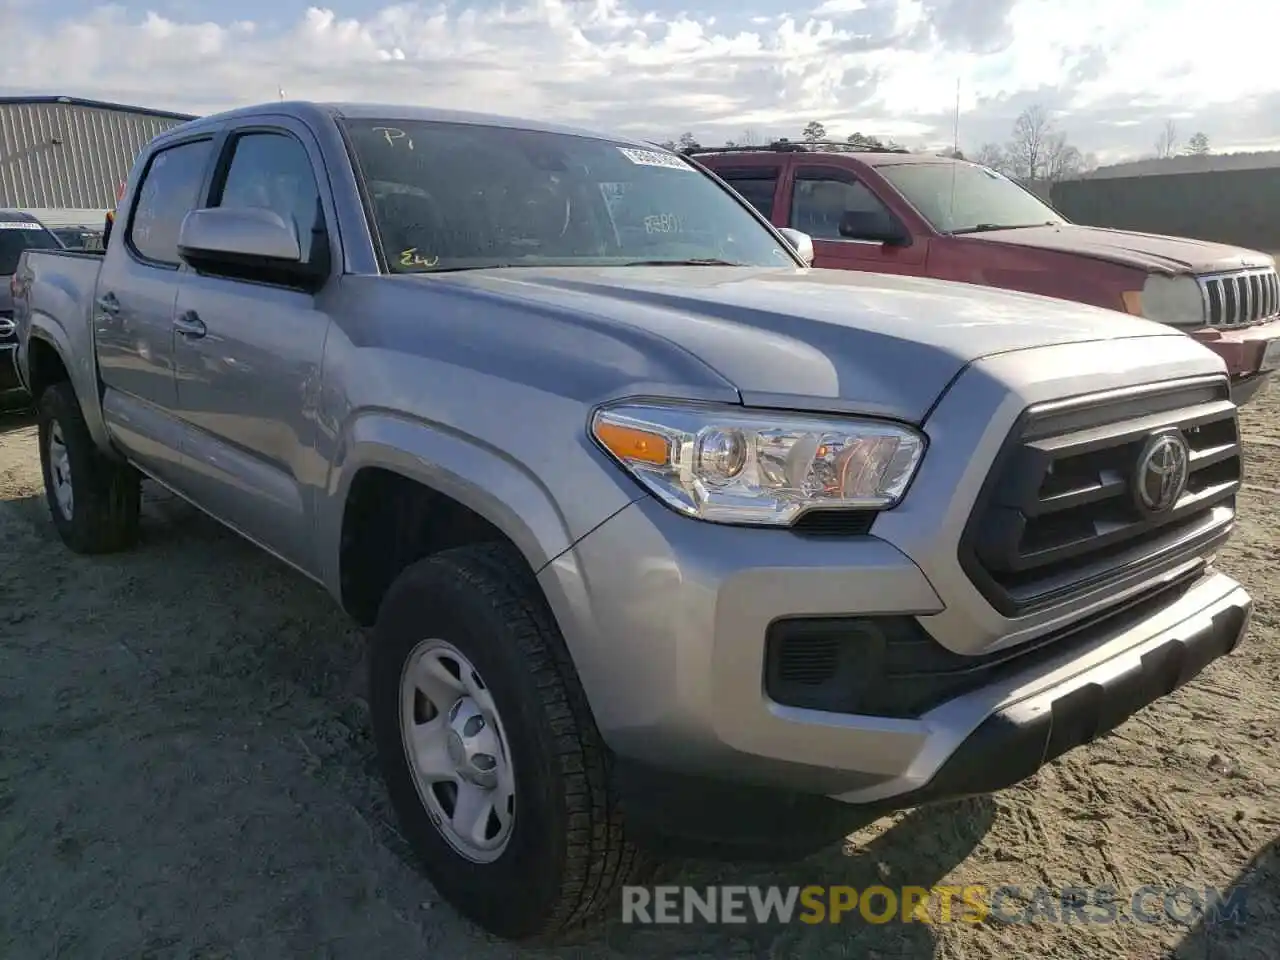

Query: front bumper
540;493;1252;802
1188;316;1280;379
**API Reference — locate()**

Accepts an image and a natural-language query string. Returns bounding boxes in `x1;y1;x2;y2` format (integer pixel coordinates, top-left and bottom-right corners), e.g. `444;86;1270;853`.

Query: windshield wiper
620;257;746;266
949;221;1059;235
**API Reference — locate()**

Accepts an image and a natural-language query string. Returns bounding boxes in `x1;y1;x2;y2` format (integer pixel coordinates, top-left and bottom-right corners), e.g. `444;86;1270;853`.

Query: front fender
316;409;642;595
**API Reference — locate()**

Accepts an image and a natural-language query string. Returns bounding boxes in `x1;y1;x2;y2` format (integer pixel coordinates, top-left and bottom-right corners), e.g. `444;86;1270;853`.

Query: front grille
0;311;14;343
1197;268;1279;328
959;378;1240;617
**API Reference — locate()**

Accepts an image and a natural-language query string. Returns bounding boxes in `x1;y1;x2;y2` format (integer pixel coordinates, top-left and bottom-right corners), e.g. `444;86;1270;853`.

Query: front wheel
369;543;649;941
36;382;140;554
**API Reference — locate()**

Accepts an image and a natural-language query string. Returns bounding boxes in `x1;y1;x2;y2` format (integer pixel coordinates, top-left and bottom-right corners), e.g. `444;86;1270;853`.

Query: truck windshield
340;119;795;272
0;222;62;274
877;162;1065;236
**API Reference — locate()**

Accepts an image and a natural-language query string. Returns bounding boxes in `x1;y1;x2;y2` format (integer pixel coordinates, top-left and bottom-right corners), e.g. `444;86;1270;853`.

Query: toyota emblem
1134;431;1190;514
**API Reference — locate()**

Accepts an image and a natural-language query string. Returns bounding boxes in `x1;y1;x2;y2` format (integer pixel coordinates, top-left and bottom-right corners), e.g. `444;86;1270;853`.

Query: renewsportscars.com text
621;884;1248;927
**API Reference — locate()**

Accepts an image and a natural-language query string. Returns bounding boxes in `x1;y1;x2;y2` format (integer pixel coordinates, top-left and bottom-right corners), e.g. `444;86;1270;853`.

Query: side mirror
778;227;815;266
838;210;910;246
178;207;324;290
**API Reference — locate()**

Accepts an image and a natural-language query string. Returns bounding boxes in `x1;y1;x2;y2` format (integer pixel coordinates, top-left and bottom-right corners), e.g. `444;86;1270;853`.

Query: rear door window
127;138;215;266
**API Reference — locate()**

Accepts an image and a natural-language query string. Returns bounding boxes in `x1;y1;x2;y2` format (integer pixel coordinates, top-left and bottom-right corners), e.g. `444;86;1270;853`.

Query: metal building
0;95;196;211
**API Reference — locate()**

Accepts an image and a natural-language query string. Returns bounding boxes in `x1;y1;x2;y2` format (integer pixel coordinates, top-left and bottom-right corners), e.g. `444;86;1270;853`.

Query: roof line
0;95;197;122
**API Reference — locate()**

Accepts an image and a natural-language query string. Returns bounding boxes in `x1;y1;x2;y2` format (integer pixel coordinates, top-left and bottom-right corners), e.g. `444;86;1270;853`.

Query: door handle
95;292;120;315
173;310;207;338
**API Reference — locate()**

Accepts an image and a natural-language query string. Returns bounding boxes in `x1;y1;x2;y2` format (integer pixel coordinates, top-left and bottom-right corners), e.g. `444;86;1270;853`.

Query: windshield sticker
373;126;413;149
399;248;438;268
616;147;693;172
0;221;40;230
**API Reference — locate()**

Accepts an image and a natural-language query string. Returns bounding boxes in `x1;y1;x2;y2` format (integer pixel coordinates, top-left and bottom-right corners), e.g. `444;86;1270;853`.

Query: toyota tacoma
11;101;1252;941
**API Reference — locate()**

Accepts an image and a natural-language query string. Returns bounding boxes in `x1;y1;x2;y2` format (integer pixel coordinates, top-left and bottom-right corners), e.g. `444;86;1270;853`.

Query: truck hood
423;265;1182;423
962;222;1274;275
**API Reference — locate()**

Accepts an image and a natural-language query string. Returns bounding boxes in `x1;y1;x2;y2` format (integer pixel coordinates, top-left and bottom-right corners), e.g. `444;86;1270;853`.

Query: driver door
787;165;928;274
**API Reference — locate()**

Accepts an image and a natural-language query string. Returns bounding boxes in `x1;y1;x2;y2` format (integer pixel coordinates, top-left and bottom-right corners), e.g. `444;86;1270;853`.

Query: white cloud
811;0;868;16
1;0;1278;159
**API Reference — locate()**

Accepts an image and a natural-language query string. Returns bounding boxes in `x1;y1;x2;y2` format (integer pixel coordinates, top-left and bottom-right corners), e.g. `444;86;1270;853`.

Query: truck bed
13;247;105;420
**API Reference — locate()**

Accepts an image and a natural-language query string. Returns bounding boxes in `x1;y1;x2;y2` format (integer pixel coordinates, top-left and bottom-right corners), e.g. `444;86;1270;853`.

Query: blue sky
5;0;1278;163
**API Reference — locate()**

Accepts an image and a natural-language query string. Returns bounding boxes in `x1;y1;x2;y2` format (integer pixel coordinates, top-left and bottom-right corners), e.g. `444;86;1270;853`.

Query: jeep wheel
369;543;648;941
37;382;140;554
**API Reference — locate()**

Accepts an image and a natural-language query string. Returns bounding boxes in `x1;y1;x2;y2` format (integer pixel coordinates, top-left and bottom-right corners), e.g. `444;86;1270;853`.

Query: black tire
37;381;140;554
369;542;650;941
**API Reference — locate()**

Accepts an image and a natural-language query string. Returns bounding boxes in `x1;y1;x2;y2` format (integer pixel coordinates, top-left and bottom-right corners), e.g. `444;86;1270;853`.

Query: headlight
590;402;926;525
1129;274;1205;327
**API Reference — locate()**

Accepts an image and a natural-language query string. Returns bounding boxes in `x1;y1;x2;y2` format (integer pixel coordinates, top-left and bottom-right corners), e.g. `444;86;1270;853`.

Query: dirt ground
0;386;1277;960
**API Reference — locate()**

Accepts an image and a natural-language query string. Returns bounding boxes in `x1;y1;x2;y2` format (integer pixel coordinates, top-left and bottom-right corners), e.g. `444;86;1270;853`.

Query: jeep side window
715;169;780;220
212;131;325;264
127;139;215;266
790;171;890;241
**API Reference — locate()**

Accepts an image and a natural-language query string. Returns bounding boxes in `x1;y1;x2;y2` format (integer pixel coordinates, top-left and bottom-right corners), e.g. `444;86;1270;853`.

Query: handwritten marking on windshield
642;213;682;234
399;248;439;268
374;127;414;149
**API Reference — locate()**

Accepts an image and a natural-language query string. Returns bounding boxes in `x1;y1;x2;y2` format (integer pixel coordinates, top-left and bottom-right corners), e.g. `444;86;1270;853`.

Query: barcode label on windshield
617;147;693;171
0;221;40;230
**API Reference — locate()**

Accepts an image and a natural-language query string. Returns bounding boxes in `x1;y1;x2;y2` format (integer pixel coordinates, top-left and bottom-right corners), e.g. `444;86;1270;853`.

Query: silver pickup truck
12;101;1253;941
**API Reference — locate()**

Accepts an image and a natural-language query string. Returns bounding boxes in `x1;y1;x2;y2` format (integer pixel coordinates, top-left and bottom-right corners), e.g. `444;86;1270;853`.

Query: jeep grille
1198;268;1279;328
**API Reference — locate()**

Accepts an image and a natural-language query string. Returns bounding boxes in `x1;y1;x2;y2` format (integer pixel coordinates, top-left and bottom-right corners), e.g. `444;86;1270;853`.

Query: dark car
2;211;63;394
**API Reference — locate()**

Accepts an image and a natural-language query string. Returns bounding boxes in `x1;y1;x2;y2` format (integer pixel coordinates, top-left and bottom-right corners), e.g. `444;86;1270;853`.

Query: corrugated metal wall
1051;168;1280;253
0;102;190;208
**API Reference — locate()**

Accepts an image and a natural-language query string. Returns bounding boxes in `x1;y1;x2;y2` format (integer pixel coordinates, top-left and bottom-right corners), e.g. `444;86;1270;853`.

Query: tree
846;131;884;149
739;127;763;146
973;142;1009;172
1005;105;1083;181
1006;105;1054;180
1154;120;1179;159
1043;131;1084;181
676;132;700;151
1185;131;1211;155
802;120;827;142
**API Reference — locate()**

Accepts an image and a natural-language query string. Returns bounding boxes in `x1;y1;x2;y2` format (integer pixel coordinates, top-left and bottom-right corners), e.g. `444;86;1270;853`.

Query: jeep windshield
877;161;1065;236
340;119;797;273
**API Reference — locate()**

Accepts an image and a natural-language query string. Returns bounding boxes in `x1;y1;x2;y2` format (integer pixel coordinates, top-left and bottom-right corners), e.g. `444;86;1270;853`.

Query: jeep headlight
590;402;926;525
1127;273;1206;327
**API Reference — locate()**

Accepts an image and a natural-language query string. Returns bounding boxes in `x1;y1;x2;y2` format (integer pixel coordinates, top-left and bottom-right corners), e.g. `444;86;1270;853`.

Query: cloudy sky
2;0;1275;163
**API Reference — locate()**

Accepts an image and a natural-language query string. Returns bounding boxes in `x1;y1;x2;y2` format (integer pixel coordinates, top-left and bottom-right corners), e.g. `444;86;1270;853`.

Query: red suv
691;141;1279;405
